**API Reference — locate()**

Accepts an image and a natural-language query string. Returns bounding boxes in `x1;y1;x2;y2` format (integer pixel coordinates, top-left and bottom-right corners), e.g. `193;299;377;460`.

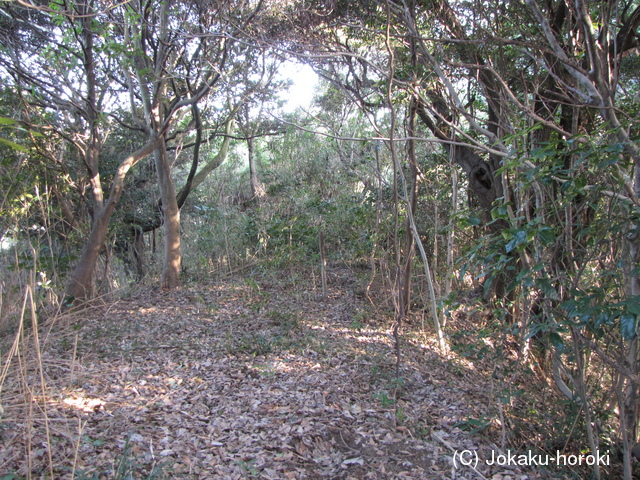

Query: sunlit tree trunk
127;0;182;289
64;6;108;299
154;137;181;289
248;136;264;199
65;141;159;299
65;206;108;300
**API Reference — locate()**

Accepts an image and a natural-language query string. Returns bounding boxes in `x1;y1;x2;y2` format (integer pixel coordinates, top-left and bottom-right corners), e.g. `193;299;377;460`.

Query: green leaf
620;314;637;340
453;416;491;434
535;278;558;299
465;213;482;226
537;227;556;245
549;332;565;351
626;298;640;316
0;138;27;152
491;205;509;221
506;229;527;253
595;311;612;328
530;146;554;159
515;268;533;287
604;143;624;153
574;176;587;190
0;116;16;125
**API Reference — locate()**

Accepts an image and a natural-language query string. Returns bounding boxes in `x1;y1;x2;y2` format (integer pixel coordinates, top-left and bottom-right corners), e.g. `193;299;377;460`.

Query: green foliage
267;310;299;333
454;415;492;435
461;132;632;306
234;458;260;477
453;127;638;472
237;333;273;356
450;322;495;361
373;390;395;408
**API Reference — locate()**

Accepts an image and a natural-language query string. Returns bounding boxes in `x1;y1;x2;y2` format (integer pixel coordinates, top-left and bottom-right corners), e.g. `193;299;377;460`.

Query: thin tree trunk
248;136;263;199
399;96;419;317
65;208;110;300
433;200;438;274
133;227;146;280
154;138;181;289
622;186;640;480
366;142;383;301
445;159;457;296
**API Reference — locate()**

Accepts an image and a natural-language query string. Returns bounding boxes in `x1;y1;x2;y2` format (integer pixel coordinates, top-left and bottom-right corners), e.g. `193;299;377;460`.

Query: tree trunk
65;140;159;300
399;97;419;318
445;156;457;296
65;207;111;300
622;151;640;480
248;136;264;199
132;227;146;280
154;138;181;289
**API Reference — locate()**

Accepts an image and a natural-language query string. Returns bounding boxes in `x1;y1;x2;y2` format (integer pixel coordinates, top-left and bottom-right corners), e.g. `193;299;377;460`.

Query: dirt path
1;272;564;479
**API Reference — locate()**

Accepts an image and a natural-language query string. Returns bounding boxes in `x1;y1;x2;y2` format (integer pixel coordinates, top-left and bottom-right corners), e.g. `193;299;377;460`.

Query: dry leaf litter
1;270;572;479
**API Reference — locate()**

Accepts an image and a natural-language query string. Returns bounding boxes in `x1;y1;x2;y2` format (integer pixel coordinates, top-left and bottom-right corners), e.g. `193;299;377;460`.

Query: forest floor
1;266;577;479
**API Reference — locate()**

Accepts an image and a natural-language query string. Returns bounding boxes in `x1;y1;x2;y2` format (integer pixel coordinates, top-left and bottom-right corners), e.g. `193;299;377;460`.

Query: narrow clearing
2;270;564;479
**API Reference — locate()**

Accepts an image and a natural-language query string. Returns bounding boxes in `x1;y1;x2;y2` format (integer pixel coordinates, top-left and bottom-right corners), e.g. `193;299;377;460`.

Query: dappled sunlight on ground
0;269;559;479
62;396;106;413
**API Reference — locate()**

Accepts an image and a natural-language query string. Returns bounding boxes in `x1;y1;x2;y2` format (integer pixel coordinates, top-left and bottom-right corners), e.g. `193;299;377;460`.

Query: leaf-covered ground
1;269;572;479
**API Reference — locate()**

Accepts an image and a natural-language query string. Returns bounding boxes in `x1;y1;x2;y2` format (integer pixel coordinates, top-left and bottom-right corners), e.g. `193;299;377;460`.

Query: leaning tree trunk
65;208;111;300
122;117;236;282
65;140;159;300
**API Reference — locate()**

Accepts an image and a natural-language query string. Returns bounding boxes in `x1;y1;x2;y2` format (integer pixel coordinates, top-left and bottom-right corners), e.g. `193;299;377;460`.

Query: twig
71;417;87;479
29;286;54;479
69;333;78;389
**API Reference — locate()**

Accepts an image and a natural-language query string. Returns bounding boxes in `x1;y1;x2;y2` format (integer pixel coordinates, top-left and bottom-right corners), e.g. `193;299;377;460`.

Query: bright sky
279;61;319;112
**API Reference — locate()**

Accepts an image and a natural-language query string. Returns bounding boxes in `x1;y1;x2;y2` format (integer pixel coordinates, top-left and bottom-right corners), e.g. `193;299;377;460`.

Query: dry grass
0;269;589;480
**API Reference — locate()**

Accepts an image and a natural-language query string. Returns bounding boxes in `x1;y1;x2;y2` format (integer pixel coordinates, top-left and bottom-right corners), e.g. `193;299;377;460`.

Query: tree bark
153;137;181;289
127;117;236;243
65;140;159;299
445;148;457;296
132;227;146;280
399;97;419;317
248;135;264;199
